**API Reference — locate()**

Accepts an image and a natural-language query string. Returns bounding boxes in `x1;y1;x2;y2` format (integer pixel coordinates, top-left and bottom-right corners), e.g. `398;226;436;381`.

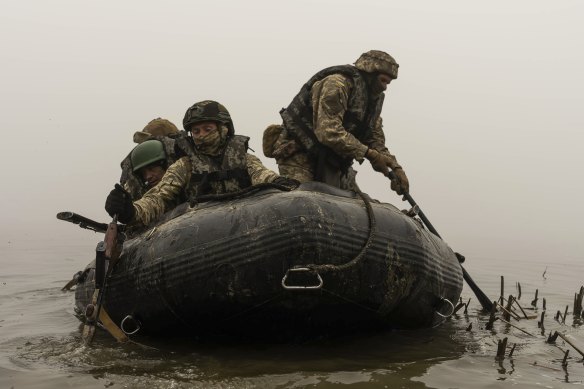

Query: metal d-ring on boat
281;267;324;290
435;297;455;319
120;315;141;335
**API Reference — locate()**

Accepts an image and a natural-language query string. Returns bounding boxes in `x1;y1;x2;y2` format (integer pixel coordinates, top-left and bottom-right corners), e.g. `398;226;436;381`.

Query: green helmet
130;140;166;172
354;50;399;79
183;100;234;136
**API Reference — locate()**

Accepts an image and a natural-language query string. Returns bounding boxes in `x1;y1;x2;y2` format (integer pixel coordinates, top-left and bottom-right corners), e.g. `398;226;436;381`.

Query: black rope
189;182;297;207
305;188;376;273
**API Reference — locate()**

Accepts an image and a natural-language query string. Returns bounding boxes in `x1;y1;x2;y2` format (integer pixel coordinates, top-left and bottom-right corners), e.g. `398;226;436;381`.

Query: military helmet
134;118;179;144
183;100;234;136
143;118;179;136
130;139;166;172
354;50;399;79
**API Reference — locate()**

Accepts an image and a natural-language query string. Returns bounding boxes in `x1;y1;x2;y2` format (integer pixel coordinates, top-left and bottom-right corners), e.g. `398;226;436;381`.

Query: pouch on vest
262;124;284;158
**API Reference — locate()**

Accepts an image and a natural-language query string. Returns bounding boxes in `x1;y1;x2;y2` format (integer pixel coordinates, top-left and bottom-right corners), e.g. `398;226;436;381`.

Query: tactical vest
280;65;384;161
182;135;252;199
119;135;184;201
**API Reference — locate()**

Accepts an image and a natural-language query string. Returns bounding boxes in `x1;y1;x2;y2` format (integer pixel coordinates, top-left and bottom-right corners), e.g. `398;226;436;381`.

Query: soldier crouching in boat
119;118;184;201
124;139;186;208
105;100;298;228
263;49;409;195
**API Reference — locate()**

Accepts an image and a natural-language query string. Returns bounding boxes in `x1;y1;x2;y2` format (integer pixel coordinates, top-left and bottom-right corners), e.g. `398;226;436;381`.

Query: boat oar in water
387;171;494;312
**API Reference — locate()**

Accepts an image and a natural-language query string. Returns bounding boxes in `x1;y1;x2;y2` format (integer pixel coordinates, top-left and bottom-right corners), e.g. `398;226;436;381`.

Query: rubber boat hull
75;183;463;339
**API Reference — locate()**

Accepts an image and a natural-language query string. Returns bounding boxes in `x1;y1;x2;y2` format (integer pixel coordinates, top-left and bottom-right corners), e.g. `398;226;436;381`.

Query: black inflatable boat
73;182;463;339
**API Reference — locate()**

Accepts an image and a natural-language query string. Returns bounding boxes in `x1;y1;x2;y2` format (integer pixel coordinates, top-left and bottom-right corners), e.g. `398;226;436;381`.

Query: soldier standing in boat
263;50;409;195
105;100;297;227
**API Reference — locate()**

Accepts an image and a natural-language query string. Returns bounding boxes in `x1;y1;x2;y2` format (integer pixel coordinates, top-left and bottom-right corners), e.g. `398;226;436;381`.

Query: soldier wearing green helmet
106;100;297;226
118;117;183;202
263;49;409;195
129;140;168;189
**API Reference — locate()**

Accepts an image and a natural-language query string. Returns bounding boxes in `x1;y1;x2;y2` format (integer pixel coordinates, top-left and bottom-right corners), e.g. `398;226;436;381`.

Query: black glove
273;176;301;190
105;184;135;224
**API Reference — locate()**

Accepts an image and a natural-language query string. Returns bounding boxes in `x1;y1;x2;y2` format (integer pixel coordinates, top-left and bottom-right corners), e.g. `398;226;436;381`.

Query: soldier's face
140;164;166;188
190;121;218;140
376;73;393;92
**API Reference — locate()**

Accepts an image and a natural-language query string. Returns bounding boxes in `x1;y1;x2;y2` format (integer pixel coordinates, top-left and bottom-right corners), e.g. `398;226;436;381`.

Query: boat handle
120;315;141;335
281;267;323;290
435;297;455;318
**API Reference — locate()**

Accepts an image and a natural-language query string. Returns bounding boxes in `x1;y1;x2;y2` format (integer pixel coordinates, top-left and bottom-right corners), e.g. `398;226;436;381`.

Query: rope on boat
304;188;377;274
189;182;297;207
190;181;376;274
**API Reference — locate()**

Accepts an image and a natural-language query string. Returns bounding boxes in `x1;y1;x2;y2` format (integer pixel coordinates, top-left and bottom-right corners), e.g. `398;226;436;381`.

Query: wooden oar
387;172;494;311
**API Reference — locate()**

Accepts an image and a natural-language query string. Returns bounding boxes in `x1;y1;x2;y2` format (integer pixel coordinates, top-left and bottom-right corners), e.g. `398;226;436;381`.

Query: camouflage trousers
276;151;361;192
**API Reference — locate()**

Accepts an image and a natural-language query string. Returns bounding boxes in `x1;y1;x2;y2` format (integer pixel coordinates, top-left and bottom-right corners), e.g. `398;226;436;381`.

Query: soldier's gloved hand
390;167;409;196
105;184;135;224
365;148;392;176
273;176;301;190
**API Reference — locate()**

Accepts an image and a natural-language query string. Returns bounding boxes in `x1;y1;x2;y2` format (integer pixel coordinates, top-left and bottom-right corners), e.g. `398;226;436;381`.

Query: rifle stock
82;214;128;345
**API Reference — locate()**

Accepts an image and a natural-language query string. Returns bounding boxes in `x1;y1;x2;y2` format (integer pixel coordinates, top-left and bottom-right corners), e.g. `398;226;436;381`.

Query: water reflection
2;243;584;388
8;321;468;388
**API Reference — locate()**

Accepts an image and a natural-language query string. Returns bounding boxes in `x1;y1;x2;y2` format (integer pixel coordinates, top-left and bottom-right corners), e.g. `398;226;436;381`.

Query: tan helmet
354;50;399;79
133;118;179;144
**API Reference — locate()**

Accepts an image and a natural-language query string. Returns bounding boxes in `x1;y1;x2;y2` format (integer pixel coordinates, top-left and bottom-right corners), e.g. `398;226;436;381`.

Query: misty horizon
1;1;582;264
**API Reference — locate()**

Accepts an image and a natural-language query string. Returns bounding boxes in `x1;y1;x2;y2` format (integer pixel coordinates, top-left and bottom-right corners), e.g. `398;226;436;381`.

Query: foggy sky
1;0;582;263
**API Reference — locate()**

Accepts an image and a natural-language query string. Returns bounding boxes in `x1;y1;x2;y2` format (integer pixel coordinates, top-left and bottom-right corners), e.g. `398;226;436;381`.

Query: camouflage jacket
132;138;279;227
280;65;386;163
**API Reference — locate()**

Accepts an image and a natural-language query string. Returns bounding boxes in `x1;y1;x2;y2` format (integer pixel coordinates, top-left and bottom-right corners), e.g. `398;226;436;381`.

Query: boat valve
120;315;141;335
281;267;323;290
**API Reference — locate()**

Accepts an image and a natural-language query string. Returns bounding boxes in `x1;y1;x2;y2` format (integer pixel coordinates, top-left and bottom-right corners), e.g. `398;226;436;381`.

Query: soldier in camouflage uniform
128;140;170;191
106;101;296;227
263;50;409;195
120;118;183;201
133;117;180;144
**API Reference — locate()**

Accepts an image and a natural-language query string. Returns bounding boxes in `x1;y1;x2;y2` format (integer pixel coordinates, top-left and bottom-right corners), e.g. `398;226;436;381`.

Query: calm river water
1;235;583;388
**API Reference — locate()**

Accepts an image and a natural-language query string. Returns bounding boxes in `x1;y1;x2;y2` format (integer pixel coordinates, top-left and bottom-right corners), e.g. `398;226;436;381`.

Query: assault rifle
56;211;120;233
82;215;129;345
58;212;129;344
